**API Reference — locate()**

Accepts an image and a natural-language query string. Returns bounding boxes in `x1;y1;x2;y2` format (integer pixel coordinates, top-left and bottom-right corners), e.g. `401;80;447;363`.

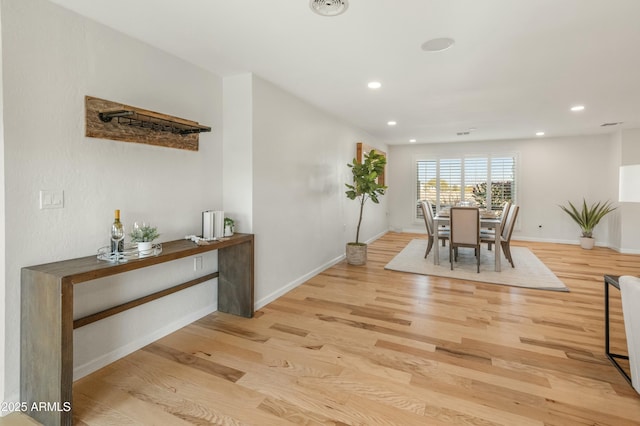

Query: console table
604;274;632;386
21;233;254;426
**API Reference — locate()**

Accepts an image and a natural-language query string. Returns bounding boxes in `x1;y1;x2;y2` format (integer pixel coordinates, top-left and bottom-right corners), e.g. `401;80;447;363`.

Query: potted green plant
559;199;616;249
345;149;387;265
224;217;235;237
130;223;160;256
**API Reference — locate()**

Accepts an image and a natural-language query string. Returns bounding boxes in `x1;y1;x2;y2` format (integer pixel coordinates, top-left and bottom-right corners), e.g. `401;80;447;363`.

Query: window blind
439;159;462;209
416;160;436;218
489;157;516;210
464;157;488;207
416;155;517;219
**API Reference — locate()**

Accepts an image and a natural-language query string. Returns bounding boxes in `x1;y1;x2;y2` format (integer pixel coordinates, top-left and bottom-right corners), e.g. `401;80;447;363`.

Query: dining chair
498;204;519;268
482;202;511;251
449;207;481;273
428;200;449;247
420;201;435;258
420;201;448;258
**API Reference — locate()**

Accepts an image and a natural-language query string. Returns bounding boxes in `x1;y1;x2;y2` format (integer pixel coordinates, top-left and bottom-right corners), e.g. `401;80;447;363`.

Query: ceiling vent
457;131;470;136
309;0;349;17
601;122;623;127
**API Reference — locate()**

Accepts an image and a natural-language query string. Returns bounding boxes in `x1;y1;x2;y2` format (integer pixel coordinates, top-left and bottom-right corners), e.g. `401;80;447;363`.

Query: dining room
386;197;570;292
386;132;637;253
382;129;639;294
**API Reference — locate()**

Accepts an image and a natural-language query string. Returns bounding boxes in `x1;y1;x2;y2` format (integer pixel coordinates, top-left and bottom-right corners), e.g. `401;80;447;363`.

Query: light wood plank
60;233;640;425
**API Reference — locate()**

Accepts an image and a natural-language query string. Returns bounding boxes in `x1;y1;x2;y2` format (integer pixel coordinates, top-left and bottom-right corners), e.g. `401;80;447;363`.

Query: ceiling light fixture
421;37;455;52
368;81;382;89
309;0;349;17
387;121;397;126
570;105;585;112
536;131;545;136
409;139;417;143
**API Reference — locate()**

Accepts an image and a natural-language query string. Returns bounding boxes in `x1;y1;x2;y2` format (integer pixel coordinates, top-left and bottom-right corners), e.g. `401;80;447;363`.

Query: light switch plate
40;190;64;209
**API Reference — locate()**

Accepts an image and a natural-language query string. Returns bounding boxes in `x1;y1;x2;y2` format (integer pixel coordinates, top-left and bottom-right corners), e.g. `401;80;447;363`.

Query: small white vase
137;241;153;256
224;225;234;237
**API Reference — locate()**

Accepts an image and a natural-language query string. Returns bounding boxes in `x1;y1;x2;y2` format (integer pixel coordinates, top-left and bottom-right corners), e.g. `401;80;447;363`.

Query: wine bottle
110;209;125;253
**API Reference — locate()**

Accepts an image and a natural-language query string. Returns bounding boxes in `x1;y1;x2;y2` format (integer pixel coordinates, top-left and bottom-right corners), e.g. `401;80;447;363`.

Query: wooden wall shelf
21;234;254;425
98;109;211;135
85;96;211;151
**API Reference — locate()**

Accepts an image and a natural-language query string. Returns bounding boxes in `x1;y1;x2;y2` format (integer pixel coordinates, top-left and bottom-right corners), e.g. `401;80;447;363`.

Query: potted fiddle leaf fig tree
559;199;616;249
345;149;387;265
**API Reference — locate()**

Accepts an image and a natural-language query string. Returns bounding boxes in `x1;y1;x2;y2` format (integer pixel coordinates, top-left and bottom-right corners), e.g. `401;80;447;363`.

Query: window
439;159;462;208
416;155;517;219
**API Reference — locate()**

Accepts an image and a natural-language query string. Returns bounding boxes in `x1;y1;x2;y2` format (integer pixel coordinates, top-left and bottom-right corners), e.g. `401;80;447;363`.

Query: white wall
389;134;620;246
608;131;623;250
0;1;6;407
251;75;388;306
620;128;640;252
2;0;222;404
223;74;253;233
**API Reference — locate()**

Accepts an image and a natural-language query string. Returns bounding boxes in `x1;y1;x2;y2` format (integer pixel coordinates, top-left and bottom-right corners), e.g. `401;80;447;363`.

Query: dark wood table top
23;233;254;285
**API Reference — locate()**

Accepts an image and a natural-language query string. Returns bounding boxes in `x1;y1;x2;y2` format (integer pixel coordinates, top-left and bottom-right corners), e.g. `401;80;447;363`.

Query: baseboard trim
512;236;616;248
0;391;20;416
364;230;388;245
398;229;618;249
613;247;640;255
254;229;389;311
72;303;217;380
255;253;345;310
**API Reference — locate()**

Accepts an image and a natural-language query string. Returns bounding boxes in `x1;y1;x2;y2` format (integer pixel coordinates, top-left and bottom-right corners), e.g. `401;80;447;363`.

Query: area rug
384;239;569;291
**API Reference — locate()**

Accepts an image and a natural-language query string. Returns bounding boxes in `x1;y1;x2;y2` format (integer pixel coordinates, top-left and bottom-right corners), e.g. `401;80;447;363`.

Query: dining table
433;213;503;272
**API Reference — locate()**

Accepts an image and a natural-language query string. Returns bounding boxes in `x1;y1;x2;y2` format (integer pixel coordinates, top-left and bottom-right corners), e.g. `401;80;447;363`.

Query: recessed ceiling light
536;131;545;136
409;139;417;143
387;121;397;126
367;81;382;89
570;105;585;112
421;37;455;52
309;0;349;17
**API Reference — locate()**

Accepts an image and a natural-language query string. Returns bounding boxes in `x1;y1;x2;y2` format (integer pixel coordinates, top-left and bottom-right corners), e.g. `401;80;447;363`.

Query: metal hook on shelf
98;109;211;135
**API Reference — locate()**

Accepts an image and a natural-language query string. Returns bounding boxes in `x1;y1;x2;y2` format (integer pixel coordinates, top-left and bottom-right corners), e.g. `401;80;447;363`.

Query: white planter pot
137;241;153;257
224;225;234;237
579;237;595;250
346;243;367;265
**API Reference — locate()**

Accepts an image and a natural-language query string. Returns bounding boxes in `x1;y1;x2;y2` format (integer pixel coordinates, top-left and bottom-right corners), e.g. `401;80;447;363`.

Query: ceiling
48;0;640;145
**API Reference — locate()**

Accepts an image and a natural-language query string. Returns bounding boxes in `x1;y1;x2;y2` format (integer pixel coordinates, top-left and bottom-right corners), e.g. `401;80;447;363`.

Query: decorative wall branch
85;96;211;151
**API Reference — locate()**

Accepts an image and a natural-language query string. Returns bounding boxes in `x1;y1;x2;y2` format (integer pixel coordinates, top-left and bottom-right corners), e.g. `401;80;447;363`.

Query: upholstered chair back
450;207;480;245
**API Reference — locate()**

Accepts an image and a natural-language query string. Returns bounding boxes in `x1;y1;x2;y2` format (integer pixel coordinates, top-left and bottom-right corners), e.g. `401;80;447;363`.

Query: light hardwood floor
8;233;640;425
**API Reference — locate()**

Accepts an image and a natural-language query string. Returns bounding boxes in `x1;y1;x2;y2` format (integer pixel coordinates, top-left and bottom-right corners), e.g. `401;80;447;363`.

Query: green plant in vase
130;223;160;256
130;224;160;243
559;199;616;249
224;217;235;237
